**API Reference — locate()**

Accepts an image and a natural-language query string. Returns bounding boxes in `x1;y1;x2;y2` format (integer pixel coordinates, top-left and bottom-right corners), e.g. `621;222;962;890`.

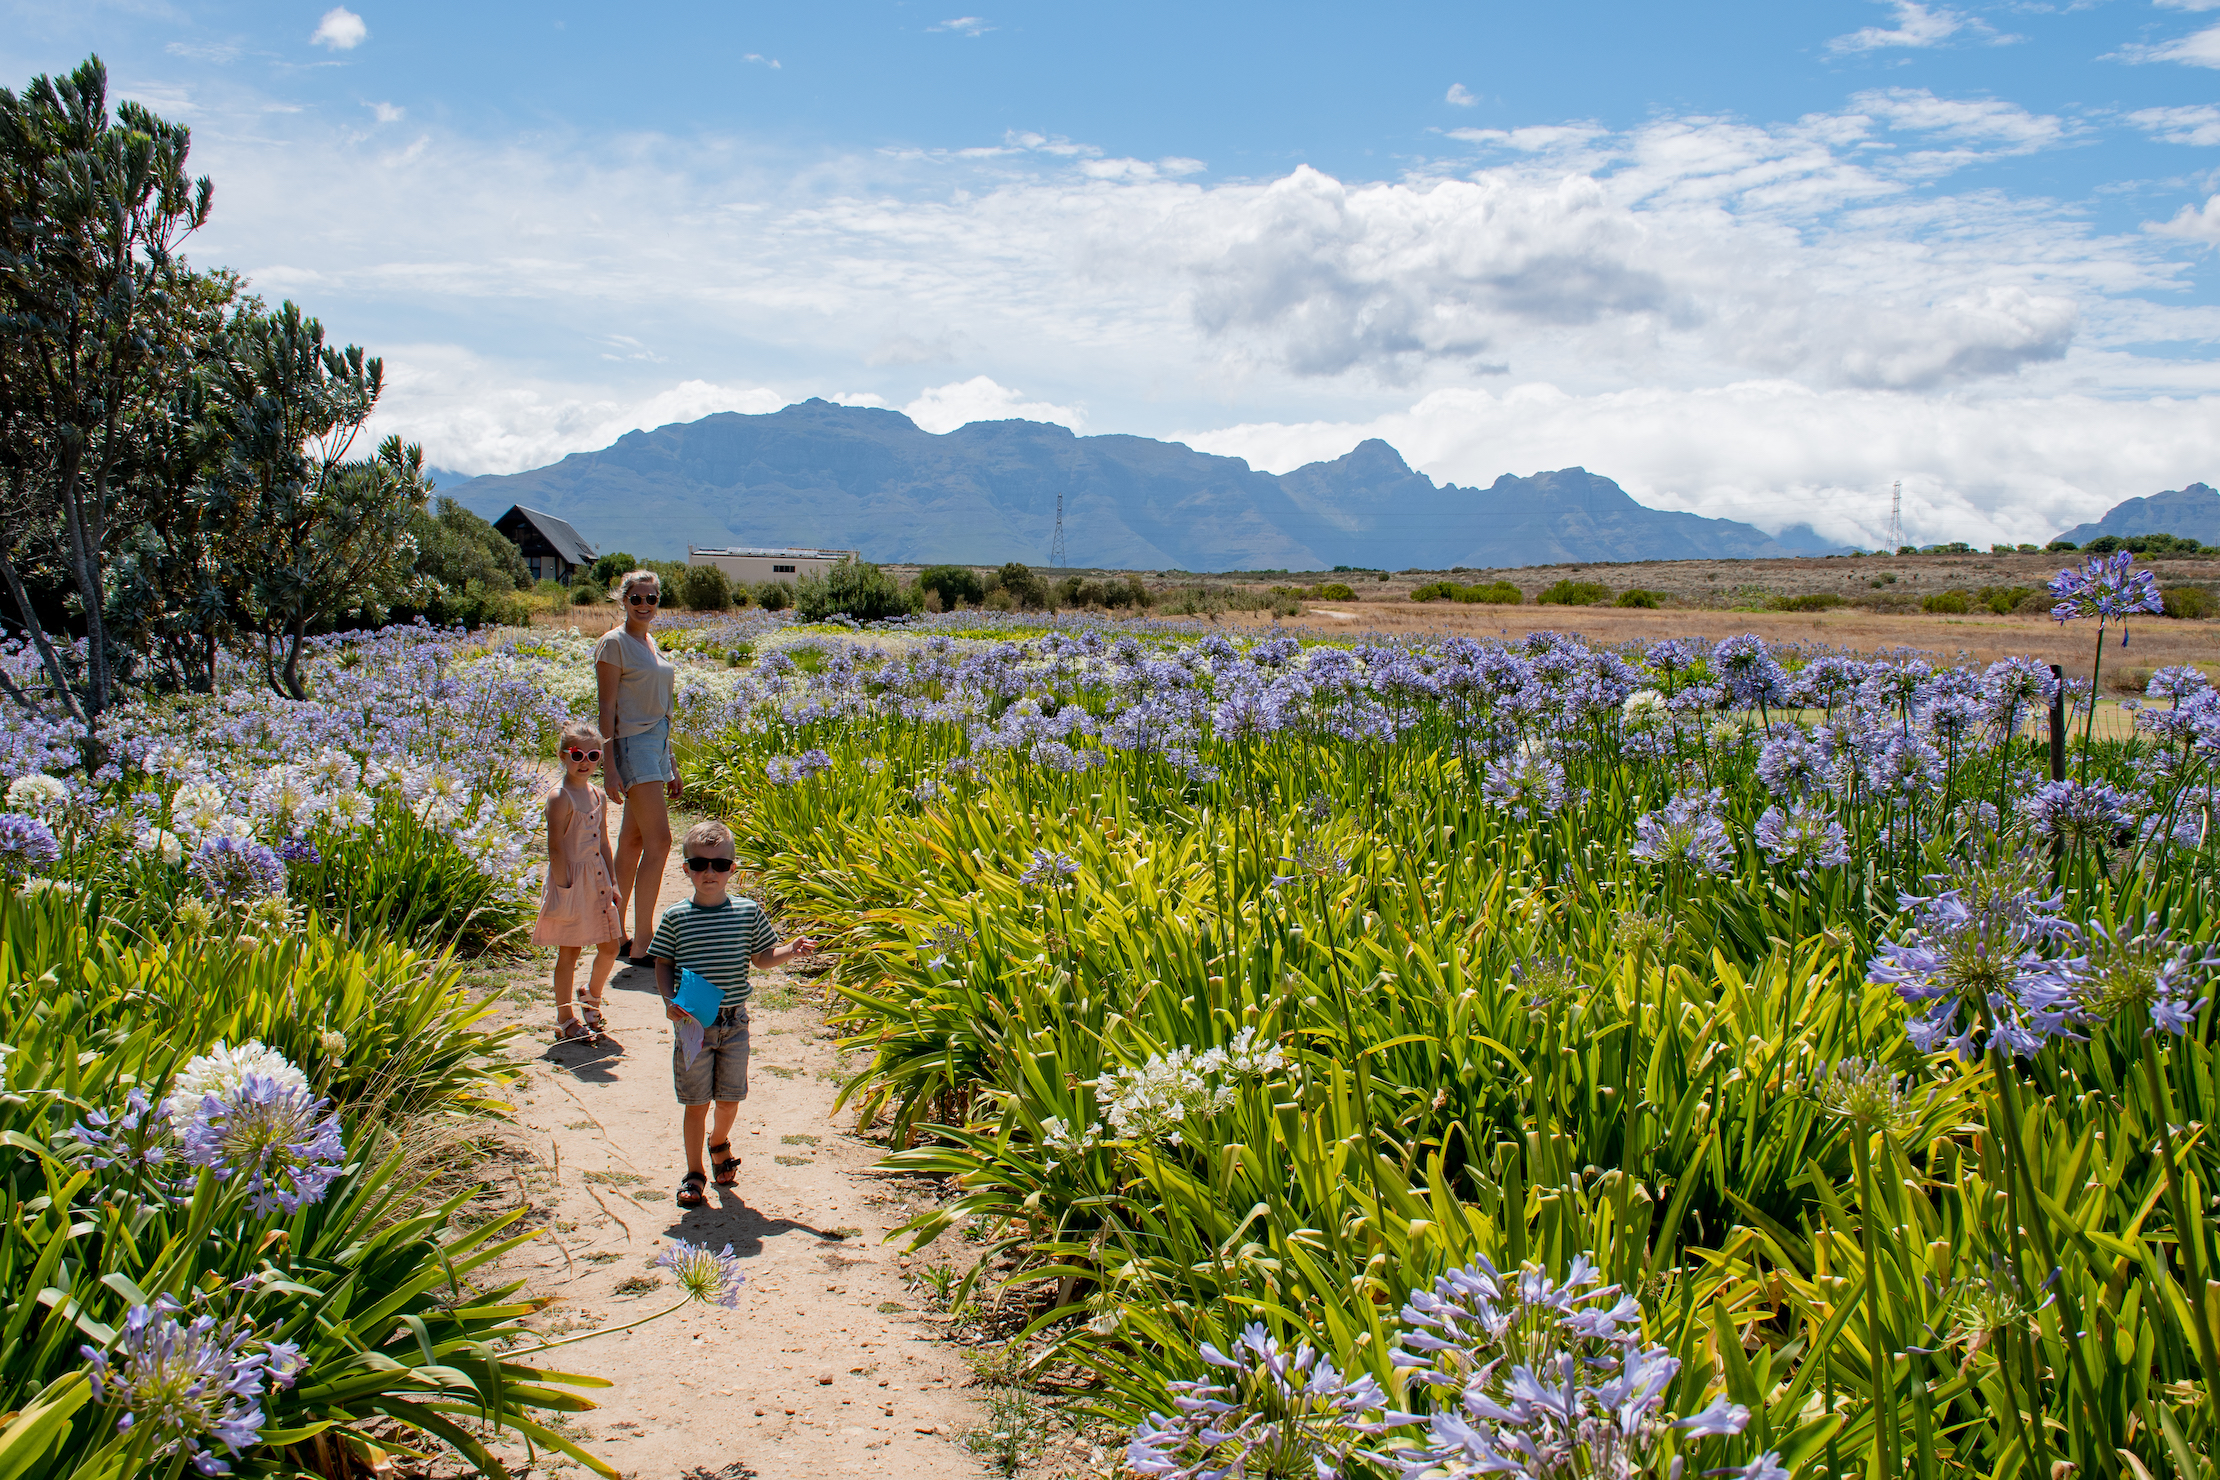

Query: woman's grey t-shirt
593;627;676;737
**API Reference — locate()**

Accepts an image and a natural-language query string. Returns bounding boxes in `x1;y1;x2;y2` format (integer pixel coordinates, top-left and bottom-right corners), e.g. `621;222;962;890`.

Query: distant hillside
2055;483;2220;547
450;400;1814;571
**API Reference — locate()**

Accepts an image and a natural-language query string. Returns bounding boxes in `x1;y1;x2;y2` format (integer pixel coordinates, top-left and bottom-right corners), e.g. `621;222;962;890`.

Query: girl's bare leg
554;946;581;1024
585;941;619;1004
620;783;674;949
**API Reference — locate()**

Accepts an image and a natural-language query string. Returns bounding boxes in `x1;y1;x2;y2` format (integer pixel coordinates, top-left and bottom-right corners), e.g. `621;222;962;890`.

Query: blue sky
8;0;2220;544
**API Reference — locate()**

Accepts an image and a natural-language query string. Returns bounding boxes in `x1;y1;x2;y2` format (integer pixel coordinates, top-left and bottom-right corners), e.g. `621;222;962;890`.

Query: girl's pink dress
532;785;624;947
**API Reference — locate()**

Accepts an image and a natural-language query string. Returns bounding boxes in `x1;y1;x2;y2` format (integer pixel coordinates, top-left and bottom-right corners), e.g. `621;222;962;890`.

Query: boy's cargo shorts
673;1013;750;1105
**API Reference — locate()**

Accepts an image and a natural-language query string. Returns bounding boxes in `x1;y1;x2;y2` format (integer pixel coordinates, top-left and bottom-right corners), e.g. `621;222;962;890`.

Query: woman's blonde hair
617;568;660;602
558;719;604;749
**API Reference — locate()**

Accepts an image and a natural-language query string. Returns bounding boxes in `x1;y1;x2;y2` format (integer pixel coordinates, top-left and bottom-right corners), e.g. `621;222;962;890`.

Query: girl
595;569;681;962
533;720;625;1043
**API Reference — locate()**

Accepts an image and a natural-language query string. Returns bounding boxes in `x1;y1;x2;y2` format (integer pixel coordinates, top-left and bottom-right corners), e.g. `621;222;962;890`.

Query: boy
649;820;814;1208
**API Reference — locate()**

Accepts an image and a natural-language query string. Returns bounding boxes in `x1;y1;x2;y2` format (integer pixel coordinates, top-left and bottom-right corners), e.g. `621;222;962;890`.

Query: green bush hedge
1613;588;1665;608
1535;578;1609;606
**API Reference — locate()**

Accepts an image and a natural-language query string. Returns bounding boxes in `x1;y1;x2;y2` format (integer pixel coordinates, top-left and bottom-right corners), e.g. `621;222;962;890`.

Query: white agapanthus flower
305;749;360;791
324;790;375;828
165;1041;311;1122
1623;690;1668;722
140;827;185;866
5;774;69;813
170;782;228;836
206;815;256;843
1096;1028;1286;1145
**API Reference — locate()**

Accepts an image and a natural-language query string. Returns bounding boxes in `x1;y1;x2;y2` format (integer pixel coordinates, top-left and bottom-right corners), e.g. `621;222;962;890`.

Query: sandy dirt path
480;832;988;1480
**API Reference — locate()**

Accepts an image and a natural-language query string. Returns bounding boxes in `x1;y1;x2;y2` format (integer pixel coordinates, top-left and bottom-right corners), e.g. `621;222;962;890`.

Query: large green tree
0;56;210;747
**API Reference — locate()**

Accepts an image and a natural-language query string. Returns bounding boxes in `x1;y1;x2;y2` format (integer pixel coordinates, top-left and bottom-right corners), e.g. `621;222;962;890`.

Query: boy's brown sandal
676;1170;708;1208
708;1142;743;1186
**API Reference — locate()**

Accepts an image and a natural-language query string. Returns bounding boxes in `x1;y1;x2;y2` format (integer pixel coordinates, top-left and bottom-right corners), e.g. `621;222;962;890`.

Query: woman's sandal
708;1141;743;1187
676;1170;708;1208
581;999;606;1034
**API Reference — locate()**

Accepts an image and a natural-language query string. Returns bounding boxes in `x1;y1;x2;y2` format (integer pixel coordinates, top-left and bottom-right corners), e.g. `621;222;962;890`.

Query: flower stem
503;1296;693;1357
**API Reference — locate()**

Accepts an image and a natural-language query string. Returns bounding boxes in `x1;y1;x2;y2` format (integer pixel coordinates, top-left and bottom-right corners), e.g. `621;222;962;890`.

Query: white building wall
689;549;854;585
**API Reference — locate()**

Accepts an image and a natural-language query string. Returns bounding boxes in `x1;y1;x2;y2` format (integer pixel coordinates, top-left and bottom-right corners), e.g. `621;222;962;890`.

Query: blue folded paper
672;966;723;1028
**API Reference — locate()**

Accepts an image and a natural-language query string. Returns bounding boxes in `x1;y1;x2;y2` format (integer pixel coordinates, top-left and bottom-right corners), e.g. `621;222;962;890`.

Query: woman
596;569;681;962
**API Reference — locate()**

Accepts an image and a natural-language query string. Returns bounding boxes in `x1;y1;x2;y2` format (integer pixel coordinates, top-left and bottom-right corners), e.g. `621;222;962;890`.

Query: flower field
672;567;2220;1478
2;549;2216;1479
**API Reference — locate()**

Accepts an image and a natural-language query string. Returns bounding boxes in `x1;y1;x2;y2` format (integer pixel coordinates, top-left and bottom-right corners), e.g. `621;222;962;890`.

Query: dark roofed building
493;506;597;586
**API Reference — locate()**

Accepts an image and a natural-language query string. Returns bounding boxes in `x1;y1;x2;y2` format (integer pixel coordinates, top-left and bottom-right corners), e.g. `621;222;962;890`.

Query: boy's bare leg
708;1099;742;1175
682;1103;711;1176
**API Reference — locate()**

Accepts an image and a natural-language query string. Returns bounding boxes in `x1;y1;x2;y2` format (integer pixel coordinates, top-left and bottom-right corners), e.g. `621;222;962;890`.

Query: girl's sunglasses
685;857;735;873
564;748;602;762
627;592;660;606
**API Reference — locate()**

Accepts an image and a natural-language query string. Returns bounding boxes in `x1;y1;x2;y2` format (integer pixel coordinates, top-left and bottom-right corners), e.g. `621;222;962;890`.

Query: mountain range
2053;483;2220;548
439;400;1845;571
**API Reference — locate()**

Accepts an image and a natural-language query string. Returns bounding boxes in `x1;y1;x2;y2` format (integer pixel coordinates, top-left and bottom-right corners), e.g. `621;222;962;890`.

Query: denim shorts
673;1013;749;1105
611;718;673;789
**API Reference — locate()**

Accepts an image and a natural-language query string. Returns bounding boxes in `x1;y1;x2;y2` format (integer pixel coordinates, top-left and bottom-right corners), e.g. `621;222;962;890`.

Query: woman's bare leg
619;782;674;948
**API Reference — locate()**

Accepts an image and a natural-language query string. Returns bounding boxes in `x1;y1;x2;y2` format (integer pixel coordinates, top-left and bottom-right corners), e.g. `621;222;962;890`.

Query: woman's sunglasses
627;592;660;606
564;748;602;762
685;857;735;873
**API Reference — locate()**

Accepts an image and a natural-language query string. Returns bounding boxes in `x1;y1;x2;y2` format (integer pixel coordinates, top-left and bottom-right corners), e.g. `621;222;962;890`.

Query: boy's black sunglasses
685;857;735;873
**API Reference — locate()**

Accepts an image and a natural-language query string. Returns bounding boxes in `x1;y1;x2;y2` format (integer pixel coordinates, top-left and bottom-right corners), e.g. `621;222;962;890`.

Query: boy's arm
655;955;686;1020
750;936;816;970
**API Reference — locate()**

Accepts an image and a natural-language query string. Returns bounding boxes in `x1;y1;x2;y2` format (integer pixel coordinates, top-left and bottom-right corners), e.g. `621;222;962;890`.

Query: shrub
1535;578;1609;606
1978;584;2037;614
754;580;792;612
2018;543;2040;553
570;577;603;606
1766;592;1842;612
591;550;640;585
1455;581;1523;604
1054;574;1153;609
918;564;986;609
1922;589;1972;614
795;557;923;622
1613;588;1664;608
2162;584;2215;619
1313;582;1357;601
1409;581;1456;602
677;563;733;611
1992;543;2016;555
2046;539;2078;552
2014;589;2055;616
991;562;1045;609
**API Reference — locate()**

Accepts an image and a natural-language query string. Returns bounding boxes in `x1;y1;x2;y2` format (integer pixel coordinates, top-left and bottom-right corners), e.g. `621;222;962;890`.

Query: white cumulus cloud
366;100;403;124
1183;381;2220;549
2114;22;2220;67
902;377;1085;434
931;16;993;35
1446;83;1478;107
2125;102;2220;144
311;7;368;50
1828;1;1972;54
2148;195;2220;242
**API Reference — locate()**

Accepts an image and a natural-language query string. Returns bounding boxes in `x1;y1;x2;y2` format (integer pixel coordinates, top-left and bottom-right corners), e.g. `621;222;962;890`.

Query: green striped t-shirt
649;897;778;1018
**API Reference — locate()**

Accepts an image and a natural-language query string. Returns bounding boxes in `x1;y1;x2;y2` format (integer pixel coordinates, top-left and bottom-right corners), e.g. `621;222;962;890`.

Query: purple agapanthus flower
655;1239;748;1307
1867;861;2084;1061
176;1072;346;1215
2020;779;2137;846
81;1295;288;1475
2049;551;2164;640
275;836;321;866
1631;789;1733;875
188;836;286;902
1126;1322;1394;1480
1481;749;1568;824
0;811;60;876
1754;800;1850;878
1019;849;1079;888
2074;916;2215;1037
71;1088;179;1191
